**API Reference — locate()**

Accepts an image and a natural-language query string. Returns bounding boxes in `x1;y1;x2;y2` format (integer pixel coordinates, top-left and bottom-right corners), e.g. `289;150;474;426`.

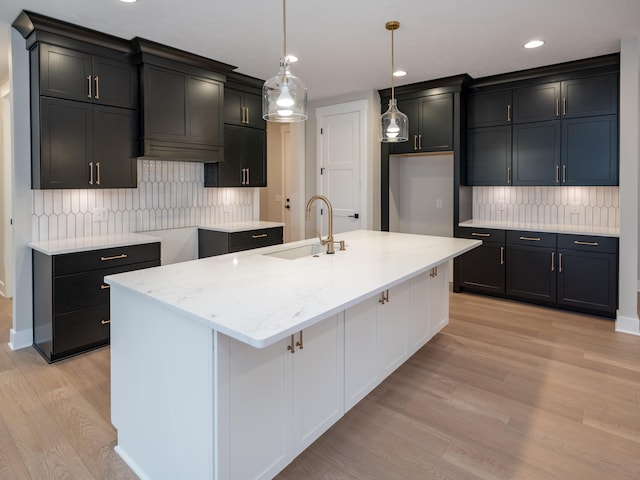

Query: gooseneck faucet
305;194;336;254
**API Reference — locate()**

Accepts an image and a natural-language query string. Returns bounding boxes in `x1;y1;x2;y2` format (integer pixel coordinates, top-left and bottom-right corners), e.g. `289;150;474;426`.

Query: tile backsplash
473;186;619;228
31;160;255;242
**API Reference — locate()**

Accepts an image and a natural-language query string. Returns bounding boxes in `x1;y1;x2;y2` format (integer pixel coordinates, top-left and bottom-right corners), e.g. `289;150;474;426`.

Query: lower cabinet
455;228;618;317
221;261;452;479
32;242;161;362
222;315;344;480
198;226;283;258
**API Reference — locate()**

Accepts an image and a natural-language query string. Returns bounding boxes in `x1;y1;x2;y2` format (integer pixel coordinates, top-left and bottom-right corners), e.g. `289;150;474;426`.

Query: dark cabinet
224;88;265;129
205;126;266;187
467;90;512;127
198;227;283;258
562;74;618;118
455;229;618;318
37;98;137;189
505;231;557;303
35;43;138;109
512;82;560;123
140;64;224;162
466;126;512;185
391;93;453;154
512;121;561;185
557;235;618;315
454;228;505;294
33;242;161;362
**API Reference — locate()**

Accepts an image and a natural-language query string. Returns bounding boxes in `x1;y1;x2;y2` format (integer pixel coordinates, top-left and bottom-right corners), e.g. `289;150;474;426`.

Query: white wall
617;36;640;335
0;79;9;298
305;90;381;238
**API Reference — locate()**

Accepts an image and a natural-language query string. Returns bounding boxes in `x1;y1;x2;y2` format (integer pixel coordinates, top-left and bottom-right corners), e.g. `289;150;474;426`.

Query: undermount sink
264;243;326;260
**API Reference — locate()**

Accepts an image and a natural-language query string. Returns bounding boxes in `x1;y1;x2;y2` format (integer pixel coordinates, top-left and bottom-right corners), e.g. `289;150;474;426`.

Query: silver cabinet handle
101;253;128;261
500;246;505;265
562;165;567;183
555;165;560;184
413;134;418;151
418;134;422;151
551;251;555;272
471;232;490;237
245;168;250;185
507;166;511;185
555;97;559;117
563;97;567;116
87;75;92;98
89;162;94;185
559;252;563;273
519;236;541;241
252;233;268;239
101;319;111;325
94;76;100;100
507;104;511;122
96;162;101;186
574;240;599;246
100;284;110;290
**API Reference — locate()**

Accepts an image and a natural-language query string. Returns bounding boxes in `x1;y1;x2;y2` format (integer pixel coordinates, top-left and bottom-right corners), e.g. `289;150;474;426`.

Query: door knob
348;213;359;219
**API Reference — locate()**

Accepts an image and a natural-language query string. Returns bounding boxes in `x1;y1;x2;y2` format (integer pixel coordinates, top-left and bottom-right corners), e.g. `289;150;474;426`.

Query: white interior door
316;101;367;236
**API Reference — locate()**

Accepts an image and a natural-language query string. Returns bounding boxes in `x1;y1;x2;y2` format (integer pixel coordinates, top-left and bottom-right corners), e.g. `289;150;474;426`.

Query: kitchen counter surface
197;220;285;233
28;232;162;255
106;229;480;348
459;219;619;237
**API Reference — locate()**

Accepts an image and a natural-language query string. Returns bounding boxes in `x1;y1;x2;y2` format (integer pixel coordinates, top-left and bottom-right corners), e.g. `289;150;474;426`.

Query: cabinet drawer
557;234;618;254
53;304;110;358
457;227;505;243
54;260;159;314
228;227;284;251
507;230;556;248
53;242;161;275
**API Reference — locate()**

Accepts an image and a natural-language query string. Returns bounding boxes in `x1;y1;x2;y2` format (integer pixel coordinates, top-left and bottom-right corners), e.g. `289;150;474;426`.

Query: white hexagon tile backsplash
472;186;619;228
31;160;255;242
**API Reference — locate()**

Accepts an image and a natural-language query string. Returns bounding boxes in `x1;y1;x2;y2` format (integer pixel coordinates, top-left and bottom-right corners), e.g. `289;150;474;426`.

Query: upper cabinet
224;88;265;129
134;38;233;163
14;11;139;189
466;71;619;187
391;92;453;154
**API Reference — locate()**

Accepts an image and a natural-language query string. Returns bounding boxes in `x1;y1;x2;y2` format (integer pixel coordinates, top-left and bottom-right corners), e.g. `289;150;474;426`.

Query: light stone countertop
105;230;481;348
28;233;162;255
459;219;619;237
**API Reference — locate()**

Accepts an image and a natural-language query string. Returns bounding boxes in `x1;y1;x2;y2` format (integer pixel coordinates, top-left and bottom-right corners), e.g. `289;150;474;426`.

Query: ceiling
0;0;639;101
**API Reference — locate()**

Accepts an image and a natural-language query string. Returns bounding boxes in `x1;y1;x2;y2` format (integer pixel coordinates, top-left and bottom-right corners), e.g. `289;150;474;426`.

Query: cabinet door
467;90;512;127
467;126;512;185
419;93;453;151
390;97;419;154
38;97;93;189
244;92;266;129
218;125;244;186
344;296;379;411
562;74;618;118
410;273;431;352
292;315;344;454
144;65;187;139
223;336;290;480
562;115;618;185
53;304;111;358
224;88;244;125
428;262;450;336
506;245;556;303
93;105;137;188
37;44;93;102
512;121;561;185
244;128;267;186
92;56;138;109
456;243;505;294
513;82;560;123
557;250;617;315
377;281;411;378
187;75;224;146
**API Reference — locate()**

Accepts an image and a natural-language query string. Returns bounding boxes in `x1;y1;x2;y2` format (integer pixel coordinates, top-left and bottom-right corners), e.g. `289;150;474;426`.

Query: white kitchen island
105;230;480;480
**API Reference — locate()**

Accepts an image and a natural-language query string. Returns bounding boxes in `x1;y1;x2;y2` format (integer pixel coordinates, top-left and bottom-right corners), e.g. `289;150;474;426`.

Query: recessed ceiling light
287;55;298;63
120;0;138;3
393;70;407;77
524;40;544;49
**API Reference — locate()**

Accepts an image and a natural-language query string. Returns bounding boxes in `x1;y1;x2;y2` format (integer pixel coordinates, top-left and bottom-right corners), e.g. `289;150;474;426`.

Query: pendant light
380;21;408;142
262;0;308;122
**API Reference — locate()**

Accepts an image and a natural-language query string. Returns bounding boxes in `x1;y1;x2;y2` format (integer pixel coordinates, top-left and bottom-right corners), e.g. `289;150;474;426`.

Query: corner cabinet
21;26;139;189
32;242;160;362
454;228;506;294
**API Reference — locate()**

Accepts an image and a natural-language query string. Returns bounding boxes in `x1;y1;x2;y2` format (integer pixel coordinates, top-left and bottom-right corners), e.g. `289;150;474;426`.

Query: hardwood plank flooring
1;292;639;480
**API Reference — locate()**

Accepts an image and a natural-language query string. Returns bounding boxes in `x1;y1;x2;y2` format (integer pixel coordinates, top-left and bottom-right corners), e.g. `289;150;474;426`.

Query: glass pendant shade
263;58;308;122
381;98;409;142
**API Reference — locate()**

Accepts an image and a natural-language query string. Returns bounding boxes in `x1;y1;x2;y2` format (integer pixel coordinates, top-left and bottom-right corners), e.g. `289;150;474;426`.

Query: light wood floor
1;294;639;480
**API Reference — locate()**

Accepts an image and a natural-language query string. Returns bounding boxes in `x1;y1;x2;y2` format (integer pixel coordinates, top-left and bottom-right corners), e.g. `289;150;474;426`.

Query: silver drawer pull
252;233;268;239
519;236;541;241
100;284;110;290
101;319;111;325
101;253;128;261
471;232;490;237
574;240;599;247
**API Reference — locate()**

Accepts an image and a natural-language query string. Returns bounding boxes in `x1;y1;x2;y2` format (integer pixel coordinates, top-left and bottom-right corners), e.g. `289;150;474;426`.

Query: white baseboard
615;314;640;336
9;327;33;350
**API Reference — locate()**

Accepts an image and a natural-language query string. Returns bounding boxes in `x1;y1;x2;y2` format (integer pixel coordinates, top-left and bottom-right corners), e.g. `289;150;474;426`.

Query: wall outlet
93;207;108;222
435;198;443;209
570;202;580;214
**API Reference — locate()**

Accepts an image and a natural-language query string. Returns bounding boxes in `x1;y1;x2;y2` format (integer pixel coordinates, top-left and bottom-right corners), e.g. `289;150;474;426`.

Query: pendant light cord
282;0;287;59
391;27;395;100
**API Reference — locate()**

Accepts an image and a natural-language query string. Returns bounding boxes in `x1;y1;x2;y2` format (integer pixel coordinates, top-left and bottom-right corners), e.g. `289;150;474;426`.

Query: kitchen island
105;230;480;480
